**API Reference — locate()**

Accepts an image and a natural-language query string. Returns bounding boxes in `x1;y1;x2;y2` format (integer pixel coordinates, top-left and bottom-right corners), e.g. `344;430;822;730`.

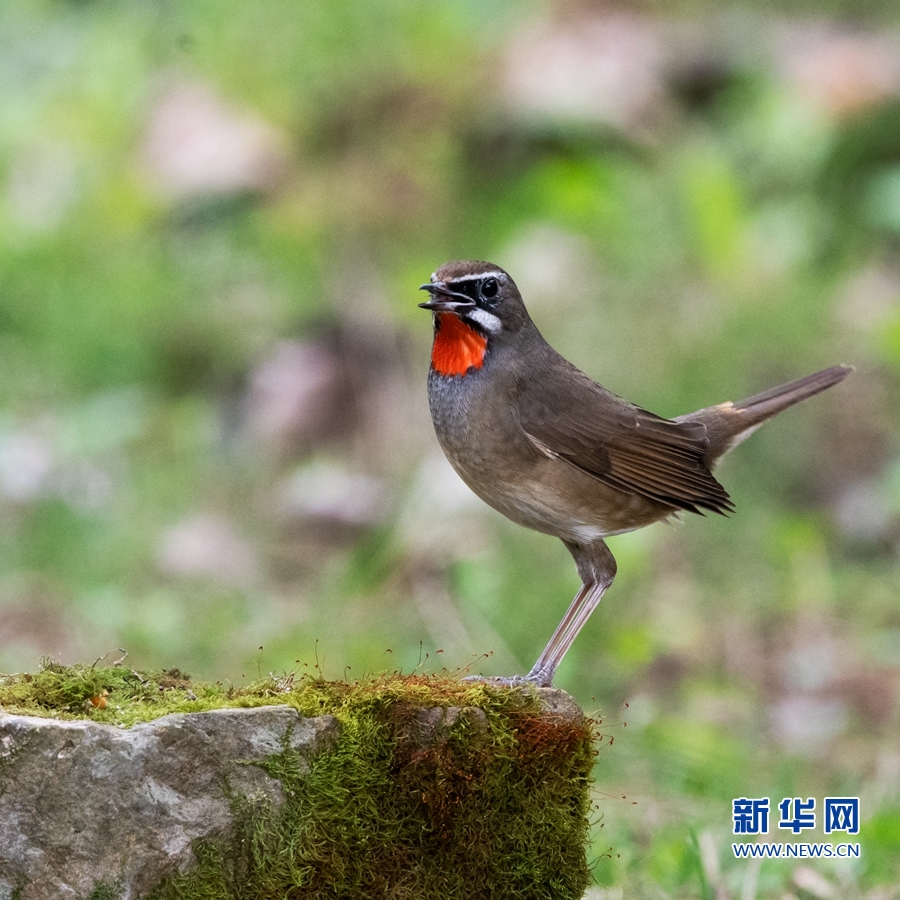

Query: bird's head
418;261;529;337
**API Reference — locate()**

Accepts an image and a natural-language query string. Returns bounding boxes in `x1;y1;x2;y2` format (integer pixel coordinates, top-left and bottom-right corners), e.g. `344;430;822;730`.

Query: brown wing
520;372;734;516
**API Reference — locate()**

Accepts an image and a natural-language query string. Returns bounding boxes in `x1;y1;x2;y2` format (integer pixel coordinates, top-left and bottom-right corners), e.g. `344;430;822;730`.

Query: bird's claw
461;673;551;688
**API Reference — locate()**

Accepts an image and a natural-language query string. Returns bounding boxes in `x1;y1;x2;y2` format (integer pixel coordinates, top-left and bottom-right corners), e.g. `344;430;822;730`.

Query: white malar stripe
465;306;503;334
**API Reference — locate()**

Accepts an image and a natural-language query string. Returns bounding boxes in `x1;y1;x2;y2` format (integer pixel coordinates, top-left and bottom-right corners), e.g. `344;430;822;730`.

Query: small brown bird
419;260;851;687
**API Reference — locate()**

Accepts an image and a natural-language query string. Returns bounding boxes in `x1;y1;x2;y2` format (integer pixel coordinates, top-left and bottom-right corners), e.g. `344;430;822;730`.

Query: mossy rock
0;662;596;899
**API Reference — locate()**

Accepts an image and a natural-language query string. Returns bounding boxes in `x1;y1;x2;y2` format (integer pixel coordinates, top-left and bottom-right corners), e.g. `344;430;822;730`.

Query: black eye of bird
481;277;499;299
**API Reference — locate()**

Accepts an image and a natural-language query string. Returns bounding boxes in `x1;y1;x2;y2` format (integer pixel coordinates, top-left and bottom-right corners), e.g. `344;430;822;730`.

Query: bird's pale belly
442;437;672;544
427;367;673;543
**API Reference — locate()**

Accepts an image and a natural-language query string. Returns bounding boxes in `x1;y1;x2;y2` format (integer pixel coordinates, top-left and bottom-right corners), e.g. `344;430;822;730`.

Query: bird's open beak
418;282;476;312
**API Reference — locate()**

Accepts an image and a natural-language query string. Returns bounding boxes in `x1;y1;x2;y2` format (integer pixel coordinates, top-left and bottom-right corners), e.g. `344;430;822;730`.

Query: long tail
677;364;853;466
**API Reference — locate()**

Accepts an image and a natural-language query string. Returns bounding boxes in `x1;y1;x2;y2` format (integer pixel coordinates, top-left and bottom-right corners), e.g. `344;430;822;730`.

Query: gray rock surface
0;705;340;900
0;688;582;899
534;685;586;721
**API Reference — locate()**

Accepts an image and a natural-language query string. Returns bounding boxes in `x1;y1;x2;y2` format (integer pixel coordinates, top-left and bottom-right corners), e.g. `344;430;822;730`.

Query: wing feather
521;379;734;516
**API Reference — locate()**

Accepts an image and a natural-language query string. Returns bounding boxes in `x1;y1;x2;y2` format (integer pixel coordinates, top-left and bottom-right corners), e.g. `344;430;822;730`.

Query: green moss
2;662;597;899
81;885;124;900
153;688;594;899
0;659;346;726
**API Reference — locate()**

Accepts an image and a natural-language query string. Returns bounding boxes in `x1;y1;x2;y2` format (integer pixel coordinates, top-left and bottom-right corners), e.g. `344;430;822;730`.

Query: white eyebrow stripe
444;271;505;283
465;306;503;334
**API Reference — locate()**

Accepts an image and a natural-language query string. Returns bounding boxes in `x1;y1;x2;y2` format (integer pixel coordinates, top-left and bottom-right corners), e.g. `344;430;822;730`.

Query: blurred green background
2;0;899;896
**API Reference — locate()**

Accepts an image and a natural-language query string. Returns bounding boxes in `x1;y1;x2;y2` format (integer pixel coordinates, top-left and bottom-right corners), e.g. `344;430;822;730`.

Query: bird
419;259;851;687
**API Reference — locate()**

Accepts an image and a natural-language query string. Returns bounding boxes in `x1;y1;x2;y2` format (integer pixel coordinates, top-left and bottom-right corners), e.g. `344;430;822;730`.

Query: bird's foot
461;672;552;688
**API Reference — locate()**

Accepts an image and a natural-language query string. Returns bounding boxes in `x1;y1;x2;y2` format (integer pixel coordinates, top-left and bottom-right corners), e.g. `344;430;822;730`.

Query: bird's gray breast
426;363;576;535
426;366;500;469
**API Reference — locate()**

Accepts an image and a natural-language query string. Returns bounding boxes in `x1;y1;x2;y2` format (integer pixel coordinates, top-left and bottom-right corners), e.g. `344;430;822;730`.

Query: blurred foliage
2;0;900;896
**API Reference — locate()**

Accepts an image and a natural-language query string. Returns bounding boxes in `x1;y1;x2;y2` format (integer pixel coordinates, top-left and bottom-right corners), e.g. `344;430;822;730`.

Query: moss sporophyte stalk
0;661;598;899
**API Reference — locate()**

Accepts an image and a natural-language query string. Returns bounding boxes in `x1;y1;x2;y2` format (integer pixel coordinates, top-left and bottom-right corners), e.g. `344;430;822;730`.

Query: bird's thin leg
460;584;604;687
526;579;609;686
526;538;617;686
461;539;615;688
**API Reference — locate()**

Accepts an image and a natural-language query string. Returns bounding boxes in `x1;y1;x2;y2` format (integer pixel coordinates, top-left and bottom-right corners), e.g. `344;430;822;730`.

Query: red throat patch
430;313;488;376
